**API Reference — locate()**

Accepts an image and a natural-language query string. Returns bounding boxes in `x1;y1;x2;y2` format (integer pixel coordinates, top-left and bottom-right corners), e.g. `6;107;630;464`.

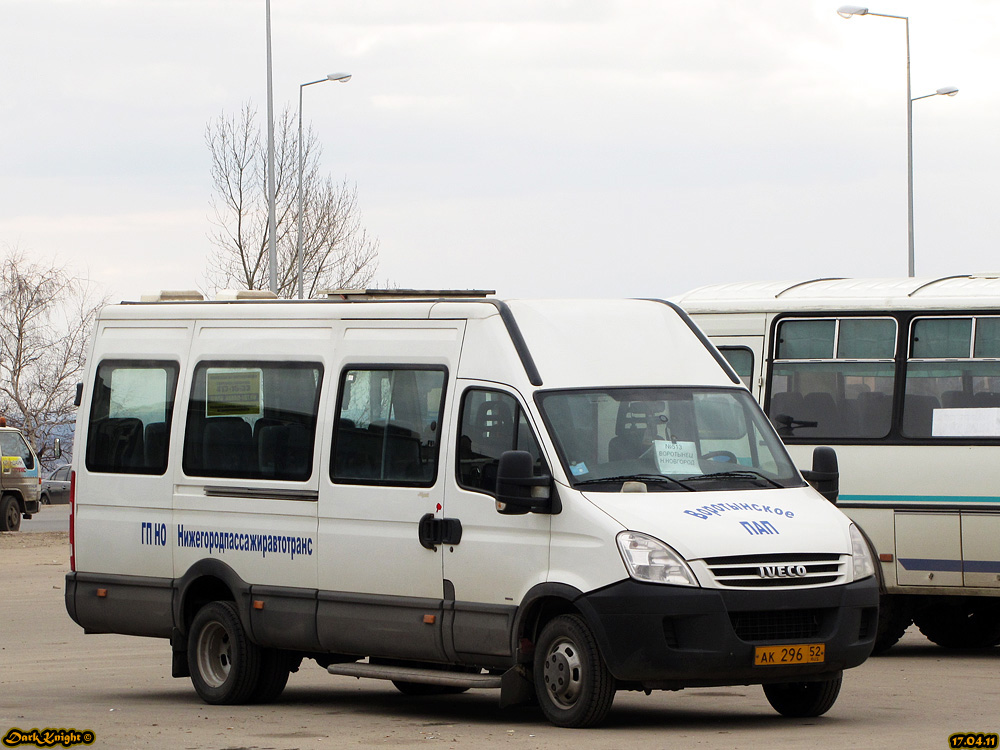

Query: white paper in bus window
932;407;1000;437
206;369;263;418
653;440;700;474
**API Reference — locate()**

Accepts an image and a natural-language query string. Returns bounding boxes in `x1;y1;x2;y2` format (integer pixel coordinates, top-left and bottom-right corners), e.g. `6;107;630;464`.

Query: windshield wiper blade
682;470;785;488
574;474;695;491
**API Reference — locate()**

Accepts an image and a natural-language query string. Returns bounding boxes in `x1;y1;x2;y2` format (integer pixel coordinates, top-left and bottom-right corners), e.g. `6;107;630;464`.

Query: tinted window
903;317;1000;438
457;389;546;494
183;362;322;480
770;318;896;440
331;368;446;486
719;347;753;389
86;361;179;474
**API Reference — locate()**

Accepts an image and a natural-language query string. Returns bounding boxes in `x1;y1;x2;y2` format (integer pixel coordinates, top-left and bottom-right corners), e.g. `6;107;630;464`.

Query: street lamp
297;72;352;299
837;6;958;277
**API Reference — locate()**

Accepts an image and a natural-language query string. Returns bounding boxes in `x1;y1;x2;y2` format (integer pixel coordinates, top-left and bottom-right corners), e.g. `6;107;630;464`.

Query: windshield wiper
574;474;695;491
681;470;785;488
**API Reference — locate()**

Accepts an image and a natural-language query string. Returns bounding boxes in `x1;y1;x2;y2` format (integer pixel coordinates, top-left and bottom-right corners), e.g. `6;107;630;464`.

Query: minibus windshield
536;388;803;492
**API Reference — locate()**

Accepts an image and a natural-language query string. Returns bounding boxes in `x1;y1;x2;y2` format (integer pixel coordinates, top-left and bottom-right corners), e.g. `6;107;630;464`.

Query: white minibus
65;290;876;727
676;275;1000;653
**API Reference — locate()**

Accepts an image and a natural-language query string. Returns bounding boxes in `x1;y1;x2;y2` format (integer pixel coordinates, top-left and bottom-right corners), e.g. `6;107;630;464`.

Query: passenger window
182;362;322;481
904;316;1000;438
85;361;179;475
0;432;35;472
457;389;547;494
770;318;896;440
331;368;446;486
718;347;753;389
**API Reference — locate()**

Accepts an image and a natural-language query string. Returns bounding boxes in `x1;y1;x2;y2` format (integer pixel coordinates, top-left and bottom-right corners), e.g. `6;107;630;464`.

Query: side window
86;361;179;475
457;389;547;494
769;317;896;440
0;432;35;472
331;367;446;486
718;347;754;390
183;362;323;481
903;316;1000;438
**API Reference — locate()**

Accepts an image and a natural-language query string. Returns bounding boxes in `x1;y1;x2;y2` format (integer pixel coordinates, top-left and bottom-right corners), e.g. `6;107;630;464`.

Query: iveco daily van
65;290;877;727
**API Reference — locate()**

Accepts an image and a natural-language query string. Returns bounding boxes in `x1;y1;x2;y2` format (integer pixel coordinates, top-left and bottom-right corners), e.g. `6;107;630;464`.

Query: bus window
903;316;1000;438
718;347;753;390
770;318;896;440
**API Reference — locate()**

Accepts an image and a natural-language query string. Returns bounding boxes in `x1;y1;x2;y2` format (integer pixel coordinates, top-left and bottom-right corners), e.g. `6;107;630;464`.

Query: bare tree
0;248;106;466
205;103;379;298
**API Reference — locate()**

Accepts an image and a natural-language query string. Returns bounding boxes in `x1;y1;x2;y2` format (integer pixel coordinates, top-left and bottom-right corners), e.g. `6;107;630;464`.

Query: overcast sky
2;1;998;303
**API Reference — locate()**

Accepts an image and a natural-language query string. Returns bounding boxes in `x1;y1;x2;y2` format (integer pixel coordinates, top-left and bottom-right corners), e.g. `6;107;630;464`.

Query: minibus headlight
849;524;875;581
617;531;699;587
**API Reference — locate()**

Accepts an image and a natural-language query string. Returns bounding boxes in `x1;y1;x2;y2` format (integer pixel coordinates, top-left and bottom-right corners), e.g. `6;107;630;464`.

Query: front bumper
575;576;879;688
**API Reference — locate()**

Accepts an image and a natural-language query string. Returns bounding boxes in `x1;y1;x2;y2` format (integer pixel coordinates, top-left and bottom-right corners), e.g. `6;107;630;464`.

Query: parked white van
65;290;877;727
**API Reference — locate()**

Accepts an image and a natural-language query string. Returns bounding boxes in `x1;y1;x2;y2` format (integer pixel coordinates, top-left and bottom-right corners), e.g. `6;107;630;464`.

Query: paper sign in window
653;440;700;474
932;407;1000;437
206;369;263;417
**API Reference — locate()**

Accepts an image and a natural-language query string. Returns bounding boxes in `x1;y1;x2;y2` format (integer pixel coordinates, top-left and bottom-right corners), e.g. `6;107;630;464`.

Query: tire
187;601;261;704
248;648;292;703
40;492;50;506
871;595;912;655
913;601;1000;649
391;681;469;696
0;495;21;532
763;675;842;718
533;614;616;728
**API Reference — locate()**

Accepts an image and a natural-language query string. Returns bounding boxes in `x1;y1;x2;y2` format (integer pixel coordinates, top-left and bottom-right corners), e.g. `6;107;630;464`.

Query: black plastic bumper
574;577;879;688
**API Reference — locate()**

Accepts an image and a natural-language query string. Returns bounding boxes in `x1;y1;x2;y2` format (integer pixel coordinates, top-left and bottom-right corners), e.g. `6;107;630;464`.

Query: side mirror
495;450;553;515
53;438;62;460
801;446;839;504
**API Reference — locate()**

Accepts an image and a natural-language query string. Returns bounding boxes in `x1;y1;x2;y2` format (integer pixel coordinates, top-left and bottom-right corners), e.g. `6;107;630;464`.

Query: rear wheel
187;601;261;704
0;495;21;532
533;614;616;728
763;675;842;718
249;648;292;703
913;601;1000;649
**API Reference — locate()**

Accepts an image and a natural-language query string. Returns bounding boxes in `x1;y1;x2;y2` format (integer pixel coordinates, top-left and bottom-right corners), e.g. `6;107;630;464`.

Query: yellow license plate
754;643;825;666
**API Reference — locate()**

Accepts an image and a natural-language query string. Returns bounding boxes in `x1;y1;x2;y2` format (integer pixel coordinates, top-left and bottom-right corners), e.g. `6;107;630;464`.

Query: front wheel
533;614;615;728
0;495;21;532
187;601;261;704
763;675;842;717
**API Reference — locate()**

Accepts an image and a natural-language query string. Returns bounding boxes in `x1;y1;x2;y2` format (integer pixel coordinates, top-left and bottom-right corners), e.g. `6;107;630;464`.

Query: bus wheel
0;495;20;532
913;601;1000;649
533;614;615;728
763;675;842;718
872;595;912;655
249;648;292;704
187;601;261;704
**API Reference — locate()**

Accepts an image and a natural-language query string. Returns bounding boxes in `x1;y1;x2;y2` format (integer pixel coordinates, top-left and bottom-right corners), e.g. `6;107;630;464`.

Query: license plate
754;643;825;666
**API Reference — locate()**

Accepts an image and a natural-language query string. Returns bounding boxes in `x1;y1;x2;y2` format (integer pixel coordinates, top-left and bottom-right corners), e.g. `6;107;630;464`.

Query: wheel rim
542;636;584;709
196;620;232;688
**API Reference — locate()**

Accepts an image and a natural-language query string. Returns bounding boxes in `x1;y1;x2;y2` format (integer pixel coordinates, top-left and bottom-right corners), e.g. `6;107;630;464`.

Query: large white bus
676;276;1000;653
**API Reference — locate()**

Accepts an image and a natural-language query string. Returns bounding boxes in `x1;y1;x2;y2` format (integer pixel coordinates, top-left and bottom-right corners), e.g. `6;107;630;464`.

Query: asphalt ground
1;531;998;750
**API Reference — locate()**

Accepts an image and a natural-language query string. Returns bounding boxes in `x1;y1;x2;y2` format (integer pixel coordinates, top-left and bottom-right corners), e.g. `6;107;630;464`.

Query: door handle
418;513;463;550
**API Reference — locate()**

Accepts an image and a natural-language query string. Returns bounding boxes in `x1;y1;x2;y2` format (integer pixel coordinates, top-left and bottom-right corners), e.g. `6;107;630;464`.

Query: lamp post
297;73;352;299
837;6;958;277
265;0;277;293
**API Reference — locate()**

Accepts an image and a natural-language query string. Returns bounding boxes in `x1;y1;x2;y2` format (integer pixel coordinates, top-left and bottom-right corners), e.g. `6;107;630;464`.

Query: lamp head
327;72;352;83
936;86;959;97
837;5;869;17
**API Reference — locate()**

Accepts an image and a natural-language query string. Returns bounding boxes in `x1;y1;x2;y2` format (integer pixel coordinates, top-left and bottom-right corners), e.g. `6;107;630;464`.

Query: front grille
730;608;827;642
702;552;846;589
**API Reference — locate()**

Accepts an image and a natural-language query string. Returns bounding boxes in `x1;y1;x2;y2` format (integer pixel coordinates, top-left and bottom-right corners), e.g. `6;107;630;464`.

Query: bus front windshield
537;388;803;492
